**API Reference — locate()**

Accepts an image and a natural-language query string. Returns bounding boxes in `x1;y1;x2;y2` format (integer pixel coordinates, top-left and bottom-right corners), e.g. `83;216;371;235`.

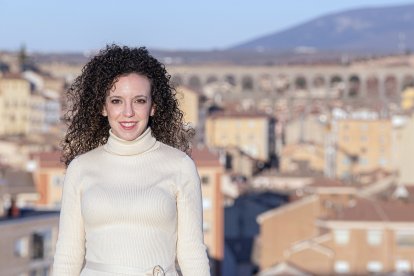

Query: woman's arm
176;155;211;275
53;158;86;275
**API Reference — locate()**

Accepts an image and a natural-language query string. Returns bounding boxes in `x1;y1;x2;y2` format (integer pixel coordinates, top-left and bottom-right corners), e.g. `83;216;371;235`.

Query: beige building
401;87;414;111
257;181;414;275
205;111;275;162
0;74;31;135
176;85;200;127
279;142;325;175
31;151;65;208
192;147;224;275
334;118;393;179
29;92;46;133
284;114;326;146
398;114;414;185
222;146;258;178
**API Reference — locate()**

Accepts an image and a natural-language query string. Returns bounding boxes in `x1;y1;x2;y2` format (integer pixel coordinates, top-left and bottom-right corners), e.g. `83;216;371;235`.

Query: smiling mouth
119;122;137;129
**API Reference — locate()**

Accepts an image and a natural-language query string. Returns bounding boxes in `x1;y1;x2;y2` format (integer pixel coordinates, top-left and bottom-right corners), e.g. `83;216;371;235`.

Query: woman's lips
119;121;137;130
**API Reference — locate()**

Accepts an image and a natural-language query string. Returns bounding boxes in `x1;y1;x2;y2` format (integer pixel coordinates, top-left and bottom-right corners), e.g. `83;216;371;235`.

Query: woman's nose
123;103;135;117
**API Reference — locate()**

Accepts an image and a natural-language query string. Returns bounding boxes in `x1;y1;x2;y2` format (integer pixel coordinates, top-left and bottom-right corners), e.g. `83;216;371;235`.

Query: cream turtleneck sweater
53;128;210;276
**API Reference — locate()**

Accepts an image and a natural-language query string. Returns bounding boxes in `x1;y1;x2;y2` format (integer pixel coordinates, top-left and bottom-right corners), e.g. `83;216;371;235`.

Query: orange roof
209;110;271;119
191;146;221;167
31;151;63;168
325;198;414;222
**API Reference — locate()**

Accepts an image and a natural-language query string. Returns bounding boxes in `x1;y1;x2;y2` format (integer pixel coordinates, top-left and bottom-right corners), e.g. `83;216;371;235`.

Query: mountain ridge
230;3;414;53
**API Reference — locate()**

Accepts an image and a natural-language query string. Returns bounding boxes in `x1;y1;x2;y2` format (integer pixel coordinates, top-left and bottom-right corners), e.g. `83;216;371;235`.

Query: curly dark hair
61;44;194;166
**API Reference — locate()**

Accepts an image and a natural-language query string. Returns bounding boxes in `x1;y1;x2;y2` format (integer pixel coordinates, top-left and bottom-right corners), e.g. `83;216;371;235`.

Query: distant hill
230;3;414;53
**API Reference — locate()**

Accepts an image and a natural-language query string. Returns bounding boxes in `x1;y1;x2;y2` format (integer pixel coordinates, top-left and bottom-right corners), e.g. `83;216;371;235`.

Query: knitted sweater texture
53;128;210;275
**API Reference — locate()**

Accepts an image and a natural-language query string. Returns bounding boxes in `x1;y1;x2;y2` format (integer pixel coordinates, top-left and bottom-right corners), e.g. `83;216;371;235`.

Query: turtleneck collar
104;127;157;156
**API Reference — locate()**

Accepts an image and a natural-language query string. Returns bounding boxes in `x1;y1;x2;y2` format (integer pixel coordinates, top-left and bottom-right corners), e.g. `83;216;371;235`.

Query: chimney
7;196;20;218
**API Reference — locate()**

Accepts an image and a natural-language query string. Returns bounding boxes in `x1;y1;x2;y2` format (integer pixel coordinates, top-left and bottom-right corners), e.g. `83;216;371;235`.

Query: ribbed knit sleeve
53;158;86;275
176;155;211;276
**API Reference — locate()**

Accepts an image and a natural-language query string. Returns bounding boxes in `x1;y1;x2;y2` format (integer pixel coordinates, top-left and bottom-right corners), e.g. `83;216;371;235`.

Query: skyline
1;0;414;53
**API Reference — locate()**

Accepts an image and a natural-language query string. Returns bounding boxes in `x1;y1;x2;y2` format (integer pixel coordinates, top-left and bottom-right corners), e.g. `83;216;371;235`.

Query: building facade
205;112;275;163
192;147;224;275
0;74;31;135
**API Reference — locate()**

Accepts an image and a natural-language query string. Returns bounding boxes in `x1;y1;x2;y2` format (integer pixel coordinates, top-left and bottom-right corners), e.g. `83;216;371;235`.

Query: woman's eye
111;99;121;104
135;99;146;104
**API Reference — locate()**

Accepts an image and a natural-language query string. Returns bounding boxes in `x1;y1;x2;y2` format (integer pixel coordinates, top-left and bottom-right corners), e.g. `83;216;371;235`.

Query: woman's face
102;73;155;141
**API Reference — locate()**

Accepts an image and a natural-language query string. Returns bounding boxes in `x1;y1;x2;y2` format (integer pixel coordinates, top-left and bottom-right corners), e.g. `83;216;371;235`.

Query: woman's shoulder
71;145;106;165
157;142;188;159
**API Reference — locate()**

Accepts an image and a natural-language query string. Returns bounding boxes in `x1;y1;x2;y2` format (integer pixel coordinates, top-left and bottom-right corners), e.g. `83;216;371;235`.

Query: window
32;233;44;259
14;236;29;257
334;229;350;245
334;261;350;274
378;158;388;166
201;176;210;185
367;230;382;246
359;158;368;166
367;261;383;273
30;268;48;276
343;157;351;165
52;175;63;187
202;198;212;210
396;230;414;247
31;229;52;260
395;260;410;272
203;221;211;232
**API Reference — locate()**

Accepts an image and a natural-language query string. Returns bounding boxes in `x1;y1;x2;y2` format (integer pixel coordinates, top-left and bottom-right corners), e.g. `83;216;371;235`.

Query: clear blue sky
0;0;413;52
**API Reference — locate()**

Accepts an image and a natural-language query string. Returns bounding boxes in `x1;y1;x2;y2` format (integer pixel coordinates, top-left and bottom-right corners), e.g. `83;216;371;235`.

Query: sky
1;0;413;53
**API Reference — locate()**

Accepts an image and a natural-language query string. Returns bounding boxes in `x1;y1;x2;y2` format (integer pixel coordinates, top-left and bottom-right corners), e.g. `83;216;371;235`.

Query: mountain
230;3;414;53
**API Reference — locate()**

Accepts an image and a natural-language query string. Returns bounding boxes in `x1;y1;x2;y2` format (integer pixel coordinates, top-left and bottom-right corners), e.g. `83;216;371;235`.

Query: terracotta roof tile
191;146;221;167
325;198;414;222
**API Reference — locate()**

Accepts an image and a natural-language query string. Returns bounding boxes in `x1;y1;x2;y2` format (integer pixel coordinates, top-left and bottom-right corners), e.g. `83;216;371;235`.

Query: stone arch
242;75;254;91
384;75;398;99
275;74;290;95
258;74;272;93
402;75;414;90
312;75;325;88
206;75;219;84
329;75;344;98
170;74;183;87
366;75;379;99
188;75;202;90
348;75;361;98
225;74;236;86
295;75;307;90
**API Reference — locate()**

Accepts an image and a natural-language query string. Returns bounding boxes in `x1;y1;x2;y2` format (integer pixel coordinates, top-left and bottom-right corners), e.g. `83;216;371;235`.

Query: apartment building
205;111;275;163
334;118;393;179
0;211;59;275
0;166;59;276
279;142;325;175
398;114;414;185
0;74;31;135
401;87;414;111
284;113;326;146
176;85;200;127
30;151;65;208
192;146;224;275
256;181;414;275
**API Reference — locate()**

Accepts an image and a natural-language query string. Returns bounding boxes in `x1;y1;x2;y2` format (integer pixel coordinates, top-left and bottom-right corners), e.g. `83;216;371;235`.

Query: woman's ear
102;106;108;117
150;105;156;116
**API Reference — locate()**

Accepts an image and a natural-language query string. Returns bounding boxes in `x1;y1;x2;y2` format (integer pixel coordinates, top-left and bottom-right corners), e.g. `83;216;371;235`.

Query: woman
53;45;210;276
